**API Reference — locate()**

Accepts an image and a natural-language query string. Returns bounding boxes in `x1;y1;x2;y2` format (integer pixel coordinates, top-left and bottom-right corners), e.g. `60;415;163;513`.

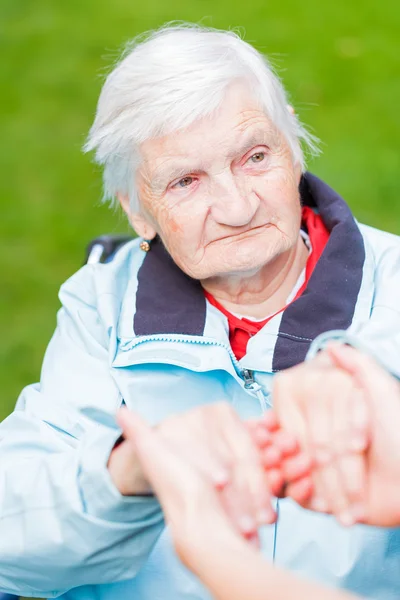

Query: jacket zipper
241;368;269;413
121;334;269;413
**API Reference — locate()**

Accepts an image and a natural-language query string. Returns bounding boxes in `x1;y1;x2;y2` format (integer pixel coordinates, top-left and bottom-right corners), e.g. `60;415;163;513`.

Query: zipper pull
241;368;269;413
242;368;256;389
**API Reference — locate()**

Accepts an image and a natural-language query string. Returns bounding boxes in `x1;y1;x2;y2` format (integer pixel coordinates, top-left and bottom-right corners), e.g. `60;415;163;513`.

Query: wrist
176;513;251;576
107;439;153;496
189;527;259;590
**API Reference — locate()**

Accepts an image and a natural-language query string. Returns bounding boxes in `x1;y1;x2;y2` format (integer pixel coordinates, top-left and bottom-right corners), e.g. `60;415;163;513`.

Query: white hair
84;23;319;212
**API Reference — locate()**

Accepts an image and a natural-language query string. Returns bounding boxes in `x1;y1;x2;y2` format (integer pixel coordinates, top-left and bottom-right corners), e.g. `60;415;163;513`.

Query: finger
228;440;276;527
328;341;398;432
262;410;280;432
349;383;370;453
117;408;156;455
334;453;366;524
326;343;371;378
169;434;231;489
216;425;268;537
219;478;259;537
270;429;300;458
306;389;332;468
273;370;320;500
245;420;273;449
313;349;335;367
285;476;314;506
164;411;233;488
320;347;371;522
117;409;196;516
331;386;367;524
266;468;285;497
259;430;302;471
117;409;187;484
327;344;388;395
185;408;268;536
158;408;259;540
260;445;282;469
311;379;361;524
118;409;254;559
280;452;313;482
220;407;276;527
205;411;263;535
327;346;371;451
272;371;310;453
303;387;334;514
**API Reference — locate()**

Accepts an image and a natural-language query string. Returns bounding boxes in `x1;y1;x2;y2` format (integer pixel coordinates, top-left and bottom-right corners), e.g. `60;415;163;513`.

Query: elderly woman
1;23;400;600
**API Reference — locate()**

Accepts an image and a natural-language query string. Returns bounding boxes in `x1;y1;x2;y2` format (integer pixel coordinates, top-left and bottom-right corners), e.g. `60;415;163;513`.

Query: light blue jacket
1;174;400;599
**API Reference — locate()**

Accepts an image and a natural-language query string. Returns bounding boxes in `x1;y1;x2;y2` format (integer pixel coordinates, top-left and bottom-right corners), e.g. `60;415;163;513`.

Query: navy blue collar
134;238;207;337
134;173;365;370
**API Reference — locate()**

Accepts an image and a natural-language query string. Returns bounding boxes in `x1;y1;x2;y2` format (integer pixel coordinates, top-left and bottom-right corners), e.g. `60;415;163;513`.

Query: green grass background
1;0;399;421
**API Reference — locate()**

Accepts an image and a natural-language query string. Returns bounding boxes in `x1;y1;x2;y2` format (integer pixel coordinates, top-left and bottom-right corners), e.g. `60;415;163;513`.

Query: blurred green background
1;0;399;421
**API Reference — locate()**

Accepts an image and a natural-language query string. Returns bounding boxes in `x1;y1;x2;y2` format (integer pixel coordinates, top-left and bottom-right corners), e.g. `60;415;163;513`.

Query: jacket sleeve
307;241;400;379
0;265;164;598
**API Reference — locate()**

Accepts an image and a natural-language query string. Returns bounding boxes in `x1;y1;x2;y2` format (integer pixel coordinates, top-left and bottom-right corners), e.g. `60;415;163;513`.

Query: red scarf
204;207;329;360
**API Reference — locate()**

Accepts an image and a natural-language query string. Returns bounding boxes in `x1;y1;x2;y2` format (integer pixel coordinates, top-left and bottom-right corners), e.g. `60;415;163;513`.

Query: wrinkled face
122;82;303;281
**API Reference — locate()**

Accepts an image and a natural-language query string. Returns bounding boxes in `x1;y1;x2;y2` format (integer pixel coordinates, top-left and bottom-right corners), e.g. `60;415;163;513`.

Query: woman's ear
130;213;157;240
117;192;157;240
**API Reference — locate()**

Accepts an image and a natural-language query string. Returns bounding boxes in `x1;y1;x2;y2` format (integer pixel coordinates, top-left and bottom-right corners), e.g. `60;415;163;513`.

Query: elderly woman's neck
201;236;309;320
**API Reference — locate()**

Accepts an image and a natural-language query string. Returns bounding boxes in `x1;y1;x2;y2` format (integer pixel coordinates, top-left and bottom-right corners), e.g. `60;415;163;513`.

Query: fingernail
257;509;275;525
239;515;257;534
351;504;365;523
339;511;355;527
212;469;230;488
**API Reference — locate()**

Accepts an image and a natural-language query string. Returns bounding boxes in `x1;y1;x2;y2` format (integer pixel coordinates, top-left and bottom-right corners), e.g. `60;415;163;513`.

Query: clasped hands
110;344;400;566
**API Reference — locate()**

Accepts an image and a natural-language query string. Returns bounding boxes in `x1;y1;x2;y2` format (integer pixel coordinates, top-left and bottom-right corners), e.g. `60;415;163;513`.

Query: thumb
116;408;202;512
327;343;394;401
326;343;400;435
116;408;171;491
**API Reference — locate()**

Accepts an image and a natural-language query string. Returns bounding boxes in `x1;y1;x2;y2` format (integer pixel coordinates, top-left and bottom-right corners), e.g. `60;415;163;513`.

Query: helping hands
255;344;400;528
113;344;400;572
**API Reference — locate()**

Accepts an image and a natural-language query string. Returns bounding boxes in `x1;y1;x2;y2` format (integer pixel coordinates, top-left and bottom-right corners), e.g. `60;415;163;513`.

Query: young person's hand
256;345;400;528
324;344;400;527
116;407;253;574
113;402;282;548
269;350;370;526
117;406;361;600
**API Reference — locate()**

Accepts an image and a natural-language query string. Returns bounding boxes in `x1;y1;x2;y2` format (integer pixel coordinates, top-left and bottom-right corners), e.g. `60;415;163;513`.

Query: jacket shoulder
358;222;400;268
358;222;400;250
55;239;145;352
58;238;144;312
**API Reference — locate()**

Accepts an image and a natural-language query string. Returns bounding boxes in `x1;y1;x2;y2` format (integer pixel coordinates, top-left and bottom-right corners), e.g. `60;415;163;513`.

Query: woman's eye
176;176;193;188
248;152;265;163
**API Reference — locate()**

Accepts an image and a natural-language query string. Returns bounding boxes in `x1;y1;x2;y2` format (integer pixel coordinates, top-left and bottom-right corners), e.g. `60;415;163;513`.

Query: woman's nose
210;174;260;227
